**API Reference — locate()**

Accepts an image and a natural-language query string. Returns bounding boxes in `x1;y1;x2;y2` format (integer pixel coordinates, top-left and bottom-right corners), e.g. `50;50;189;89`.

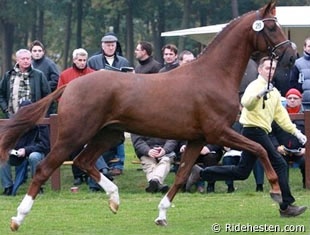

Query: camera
9;149;19;156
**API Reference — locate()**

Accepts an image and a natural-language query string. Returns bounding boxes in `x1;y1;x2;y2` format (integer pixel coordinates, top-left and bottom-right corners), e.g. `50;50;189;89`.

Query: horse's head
253;0;296;67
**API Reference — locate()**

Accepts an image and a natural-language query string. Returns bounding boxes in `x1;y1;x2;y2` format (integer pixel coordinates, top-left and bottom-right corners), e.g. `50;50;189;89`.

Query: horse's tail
0;85;66;164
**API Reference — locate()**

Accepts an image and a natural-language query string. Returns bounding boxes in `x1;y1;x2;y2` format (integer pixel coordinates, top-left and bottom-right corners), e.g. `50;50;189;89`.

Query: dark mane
197;10;255;59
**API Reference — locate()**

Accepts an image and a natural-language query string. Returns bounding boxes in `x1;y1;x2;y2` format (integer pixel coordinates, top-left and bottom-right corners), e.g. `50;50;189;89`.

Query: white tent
161;6;310;54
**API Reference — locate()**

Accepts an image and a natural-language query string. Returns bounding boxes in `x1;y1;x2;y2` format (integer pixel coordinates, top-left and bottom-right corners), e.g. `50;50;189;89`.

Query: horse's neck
198;20;254;89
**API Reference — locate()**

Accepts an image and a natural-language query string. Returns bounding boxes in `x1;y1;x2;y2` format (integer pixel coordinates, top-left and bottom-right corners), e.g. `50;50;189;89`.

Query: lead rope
262;56;273;109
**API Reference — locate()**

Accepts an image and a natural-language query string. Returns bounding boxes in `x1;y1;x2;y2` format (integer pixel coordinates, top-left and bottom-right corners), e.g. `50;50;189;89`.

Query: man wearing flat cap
88;32;130;71
87;32;130;176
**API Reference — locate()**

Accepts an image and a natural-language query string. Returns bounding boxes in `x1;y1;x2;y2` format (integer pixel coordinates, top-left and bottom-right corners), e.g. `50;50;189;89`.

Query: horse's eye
267;22;277;32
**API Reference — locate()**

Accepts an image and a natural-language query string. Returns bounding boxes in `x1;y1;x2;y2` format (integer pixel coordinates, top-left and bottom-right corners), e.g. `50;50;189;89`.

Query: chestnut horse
0;0;296;231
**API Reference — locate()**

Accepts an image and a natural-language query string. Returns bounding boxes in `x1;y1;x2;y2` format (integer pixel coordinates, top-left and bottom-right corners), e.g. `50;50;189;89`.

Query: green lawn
0;139;309;235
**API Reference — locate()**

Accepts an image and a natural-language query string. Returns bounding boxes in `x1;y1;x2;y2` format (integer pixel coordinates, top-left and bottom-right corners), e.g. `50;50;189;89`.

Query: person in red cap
285;88;303;113
270;88;306;189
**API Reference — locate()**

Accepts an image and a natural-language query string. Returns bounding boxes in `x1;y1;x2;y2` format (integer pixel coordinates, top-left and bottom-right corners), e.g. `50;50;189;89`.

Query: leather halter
254;9;291;60
254;14;291;108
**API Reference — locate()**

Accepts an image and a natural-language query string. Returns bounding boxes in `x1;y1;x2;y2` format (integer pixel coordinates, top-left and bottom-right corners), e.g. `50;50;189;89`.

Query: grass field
0;139;309;235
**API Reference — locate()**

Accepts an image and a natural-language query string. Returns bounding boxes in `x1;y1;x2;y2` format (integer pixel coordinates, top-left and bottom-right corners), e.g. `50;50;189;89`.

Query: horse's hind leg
217;127;280;193
155;139;204;226
73;128;124;213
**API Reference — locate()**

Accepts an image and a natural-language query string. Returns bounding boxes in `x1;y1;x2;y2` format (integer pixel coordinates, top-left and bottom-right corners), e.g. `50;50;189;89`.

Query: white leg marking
156;195;171;221
97;173;119;205
11;194;34;226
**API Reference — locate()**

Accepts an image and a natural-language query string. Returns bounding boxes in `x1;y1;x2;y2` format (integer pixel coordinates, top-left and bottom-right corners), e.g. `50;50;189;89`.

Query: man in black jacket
0;49;51;118
134;41;162;74
0;100;50;196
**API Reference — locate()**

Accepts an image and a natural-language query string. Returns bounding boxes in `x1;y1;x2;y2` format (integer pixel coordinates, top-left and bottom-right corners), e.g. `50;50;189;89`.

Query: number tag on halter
252;20;264;32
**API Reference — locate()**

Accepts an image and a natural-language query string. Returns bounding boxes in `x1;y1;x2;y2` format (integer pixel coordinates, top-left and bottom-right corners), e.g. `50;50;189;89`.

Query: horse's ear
263;0;277;17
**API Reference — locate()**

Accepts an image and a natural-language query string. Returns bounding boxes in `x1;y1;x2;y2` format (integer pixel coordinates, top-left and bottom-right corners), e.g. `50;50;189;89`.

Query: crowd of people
0;33;308;217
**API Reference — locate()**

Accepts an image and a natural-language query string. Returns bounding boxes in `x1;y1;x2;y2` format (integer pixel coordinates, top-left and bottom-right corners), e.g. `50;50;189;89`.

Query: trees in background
0;0;308;74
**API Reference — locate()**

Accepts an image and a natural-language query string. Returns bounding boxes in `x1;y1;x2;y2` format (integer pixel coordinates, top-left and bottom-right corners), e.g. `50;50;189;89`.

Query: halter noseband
254;15;291;108
256;11;291;59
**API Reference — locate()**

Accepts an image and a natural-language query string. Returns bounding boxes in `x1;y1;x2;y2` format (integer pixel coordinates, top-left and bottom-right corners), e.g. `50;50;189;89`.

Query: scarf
286;105;301;114
9;70;31;114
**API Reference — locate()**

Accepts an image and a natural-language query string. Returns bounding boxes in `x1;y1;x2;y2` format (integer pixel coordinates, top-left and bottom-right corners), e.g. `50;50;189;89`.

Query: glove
294;130;307;145
257;83;273;99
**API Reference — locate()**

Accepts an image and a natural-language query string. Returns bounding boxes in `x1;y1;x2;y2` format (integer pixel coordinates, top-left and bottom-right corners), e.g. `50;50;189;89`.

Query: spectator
57;48;94;86
271;88;306;188
88;32;130;176
290;37;310;109
273;42;298;97
159;44;179;73
57;48;97;186
187;57;307;217
30;40;60;92
0;100;50;195
0;49;51;118
131;134;178;193
88;32;130;71
179;50;195;66
134;41;162;74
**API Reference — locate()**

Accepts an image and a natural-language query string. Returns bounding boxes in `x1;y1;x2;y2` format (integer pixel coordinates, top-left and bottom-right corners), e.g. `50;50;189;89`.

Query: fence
1;112;310;191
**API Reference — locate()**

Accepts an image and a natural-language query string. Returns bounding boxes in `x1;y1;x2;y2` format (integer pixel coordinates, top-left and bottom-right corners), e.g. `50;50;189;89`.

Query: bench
1;112;310;190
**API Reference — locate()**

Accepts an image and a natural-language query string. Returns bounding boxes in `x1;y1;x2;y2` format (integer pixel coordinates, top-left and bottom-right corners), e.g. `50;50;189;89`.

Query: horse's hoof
109;199;119;214
10;220;20;232
154;218;168;226
270;192;282;203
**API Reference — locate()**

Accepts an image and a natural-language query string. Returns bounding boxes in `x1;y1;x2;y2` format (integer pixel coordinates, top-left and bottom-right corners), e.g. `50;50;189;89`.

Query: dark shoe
145;179;159;193
39;187;44;194
110;168;122;176
279;205;307;217
256;184;263;192
206;184;215;193
83;175;89;185
158;184;169;194
227;185;235;193
104;173;114;182
185;165;202;191
2;186;13;196
270;192;283;203
73;177;83;186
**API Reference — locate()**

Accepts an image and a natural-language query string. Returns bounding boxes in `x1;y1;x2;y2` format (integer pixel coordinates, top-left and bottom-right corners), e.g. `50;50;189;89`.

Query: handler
187;56;307;217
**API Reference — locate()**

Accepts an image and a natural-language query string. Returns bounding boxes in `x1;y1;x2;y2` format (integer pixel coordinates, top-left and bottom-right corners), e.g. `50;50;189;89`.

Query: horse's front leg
218;127;280;195
155;139;204;226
